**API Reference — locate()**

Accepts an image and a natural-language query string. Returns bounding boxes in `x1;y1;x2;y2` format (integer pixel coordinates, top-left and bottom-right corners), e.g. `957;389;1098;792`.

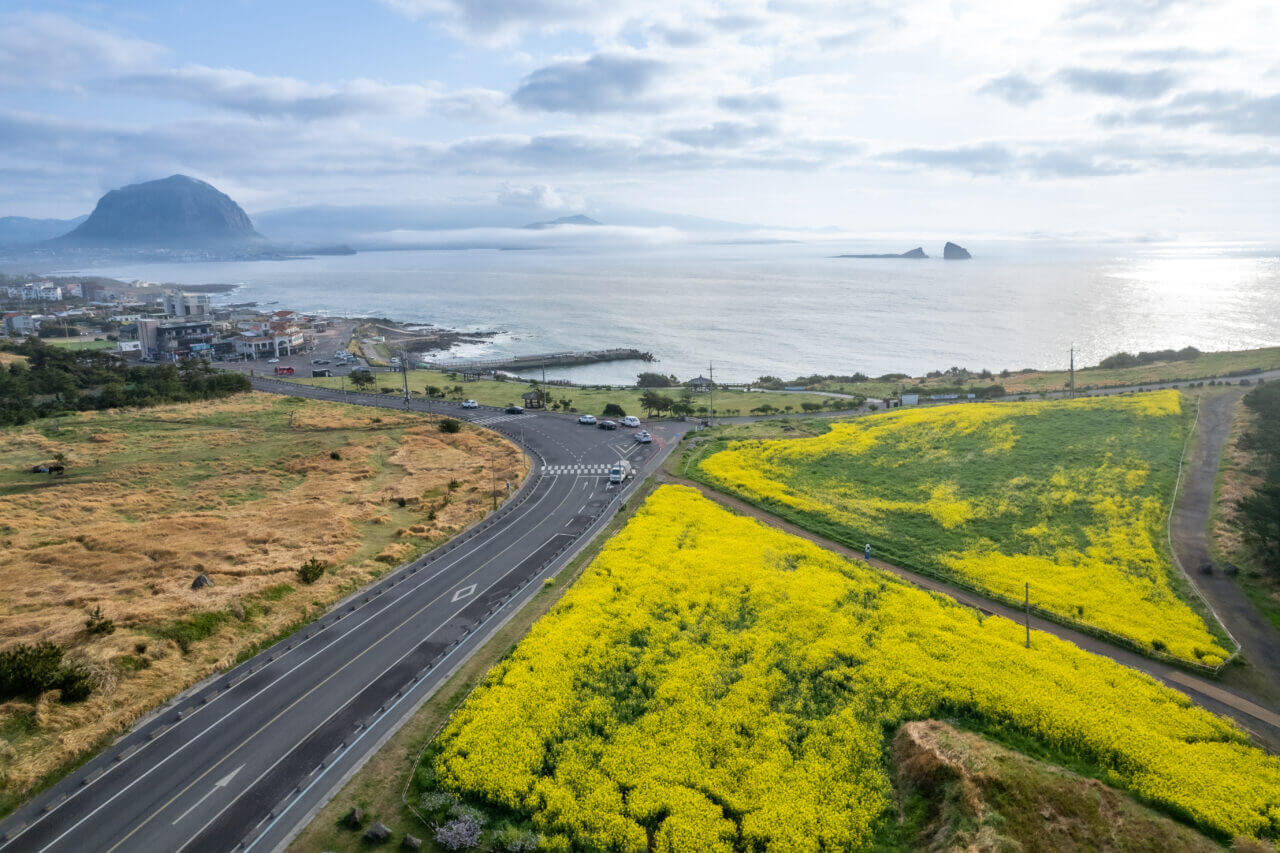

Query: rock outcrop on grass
889;720;1221;851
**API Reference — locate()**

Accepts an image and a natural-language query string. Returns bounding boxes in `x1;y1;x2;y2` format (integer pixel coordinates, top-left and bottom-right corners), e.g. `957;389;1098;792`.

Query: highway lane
0;381;689;853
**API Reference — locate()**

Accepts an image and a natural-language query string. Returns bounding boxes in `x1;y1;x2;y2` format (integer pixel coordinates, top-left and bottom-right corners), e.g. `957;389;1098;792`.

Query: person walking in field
865;543;871;562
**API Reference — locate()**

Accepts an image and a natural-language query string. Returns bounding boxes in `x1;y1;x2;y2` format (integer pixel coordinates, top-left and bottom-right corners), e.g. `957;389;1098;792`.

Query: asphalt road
0;381;689;853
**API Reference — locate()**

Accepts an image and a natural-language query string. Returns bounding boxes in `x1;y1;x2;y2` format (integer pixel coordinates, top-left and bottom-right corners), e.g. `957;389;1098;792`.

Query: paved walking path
1171;389;1280;706
665;474;1280;752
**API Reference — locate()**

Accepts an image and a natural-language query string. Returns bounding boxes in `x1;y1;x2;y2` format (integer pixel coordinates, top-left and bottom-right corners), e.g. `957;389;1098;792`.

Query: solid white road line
25;476;564;853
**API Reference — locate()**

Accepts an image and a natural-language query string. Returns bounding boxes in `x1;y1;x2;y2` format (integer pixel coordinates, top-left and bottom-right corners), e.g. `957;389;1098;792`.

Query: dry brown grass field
0;393;525;803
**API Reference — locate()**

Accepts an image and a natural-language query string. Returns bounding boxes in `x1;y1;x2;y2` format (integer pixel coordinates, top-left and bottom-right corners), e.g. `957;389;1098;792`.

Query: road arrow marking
171;764;243;825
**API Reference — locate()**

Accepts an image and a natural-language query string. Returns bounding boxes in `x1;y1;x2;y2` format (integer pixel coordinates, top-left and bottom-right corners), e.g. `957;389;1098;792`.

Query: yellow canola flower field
434;487;1280;850
696;390;1228;664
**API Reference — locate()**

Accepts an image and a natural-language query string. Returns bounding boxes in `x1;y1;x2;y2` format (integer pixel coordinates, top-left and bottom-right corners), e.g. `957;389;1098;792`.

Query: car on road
461;399;479;409
634;430;652;443
505;405;525;414
598;420;618;430
621;416;641;428
267;357;280;364
578;414;597;425
609;460;633;483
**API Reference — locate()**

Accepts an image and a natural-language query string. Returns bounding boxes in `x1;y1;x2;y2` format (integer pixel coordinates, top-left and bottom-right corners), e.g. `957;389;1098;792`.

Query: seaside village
1;278;325;361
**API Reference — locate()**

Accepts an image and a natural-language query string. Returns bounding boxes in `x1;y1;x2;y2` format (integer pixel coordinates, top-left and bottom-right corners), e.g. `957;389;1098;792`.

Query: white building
163;290;212;318
4;282;62;301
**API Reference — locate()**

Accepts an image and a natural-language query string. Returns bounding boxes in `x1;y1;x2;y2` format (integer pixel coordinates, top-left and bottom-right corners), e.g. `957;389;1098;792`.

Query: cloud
0;11;165;87
497;182;568;209
1062;0;1200;32
717;92;783;113
512;53;669;113
1124;46;1233;62
881;138;1280;177
104;65;506;121
882;143;1015;175
1102;90;1280;136
379;0;632;43
1058;67;1180;99
666;121;777;148
978;73;1044;107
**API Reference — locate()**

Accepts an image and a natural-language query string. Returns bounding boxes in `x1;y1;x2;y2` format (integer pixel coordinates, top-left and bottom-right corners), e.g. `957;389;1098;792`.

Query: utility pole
400;348;410;409
708;361;714;426
1024;582;1030;648
1069;344;1075;398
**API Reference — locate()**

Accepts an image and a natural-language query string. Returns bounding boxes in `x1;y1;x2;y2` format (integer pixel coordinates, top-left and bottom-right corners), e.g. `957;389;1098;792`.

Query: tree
349;369;375;390
439;418;462;433
297;558;327;585
639;390;674;417
1231;382;1280;576
750;404;777;415
602;403;626;417
636;372;675;388
801;402;822;412
671;399;694;417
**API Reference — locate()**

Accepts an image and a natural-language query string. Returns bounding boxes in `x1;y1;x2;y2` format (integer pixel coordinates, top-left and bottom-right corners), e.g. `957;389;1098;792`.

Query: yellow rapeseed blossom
696;390;1227;663
433;487;1280;849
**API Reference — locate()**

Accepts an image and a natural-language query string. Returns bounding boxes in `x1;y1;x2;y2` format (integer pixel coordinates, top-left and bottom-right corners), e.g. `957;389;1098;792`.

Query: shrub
329;450;342;460
297;558;326;585
85;605;115;636
439;418;463;434
435;816;483;850
418;789;459;818
448;479;461;491
0;641;93;702
150;611;229;653
602;403;626;417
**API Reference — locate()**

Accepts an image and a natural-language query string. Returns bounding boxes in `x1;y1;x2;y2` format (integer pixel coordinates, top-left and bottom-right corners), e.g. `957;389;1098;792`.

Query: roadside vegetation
1213;381;1280;628
0;337;249;426
0;393;525;807
421;487;1279;849
791;345;1280;398
287;368;856;418
692;390;1230;665
287;478;662;853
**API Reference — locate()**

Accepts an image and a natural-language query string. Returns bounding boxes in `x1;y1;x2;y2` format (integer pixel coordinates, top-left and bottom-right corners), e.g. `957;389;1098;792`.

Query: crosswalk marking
542;464;613;476
471;413;535;426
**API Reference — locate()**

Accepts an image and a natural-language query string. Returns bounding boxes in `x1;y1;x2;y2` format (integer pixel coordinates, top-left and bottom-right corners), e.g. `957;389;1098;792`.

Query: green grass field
43;338;115;351
692;390;1231;666
287;369;855;417
804;346;1280;398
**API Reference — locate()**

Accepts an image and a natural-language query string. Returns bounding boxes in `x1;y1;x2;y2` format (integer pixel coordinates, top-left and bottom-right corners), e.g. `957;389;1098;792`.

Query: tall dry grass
0;393;525;797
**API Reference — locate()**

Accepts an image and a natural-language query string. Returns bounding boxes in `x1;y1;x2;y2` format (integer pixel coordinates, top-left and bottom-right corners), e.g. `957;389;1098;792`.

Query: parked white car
461;399;479;408
634;430;653;444
621;416;641;428
267;358;280;364
578;414;597;425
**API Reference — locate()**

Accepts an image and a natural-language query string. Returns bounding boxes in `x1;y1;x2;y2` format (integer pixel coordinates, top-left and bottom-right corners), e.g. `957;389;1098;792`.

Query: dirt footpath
1171;389;1280;708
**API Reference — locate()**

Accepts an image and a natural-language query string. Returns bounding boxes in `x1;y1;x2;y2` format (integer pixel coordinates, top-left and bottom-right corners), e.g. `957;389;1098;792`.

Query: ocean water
71;240;1280;385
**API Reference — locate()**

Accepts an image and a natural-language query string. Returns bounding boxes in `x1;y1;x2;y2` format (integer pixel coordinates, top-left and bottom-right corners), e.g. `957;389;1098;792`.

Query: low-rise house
3;313;39;336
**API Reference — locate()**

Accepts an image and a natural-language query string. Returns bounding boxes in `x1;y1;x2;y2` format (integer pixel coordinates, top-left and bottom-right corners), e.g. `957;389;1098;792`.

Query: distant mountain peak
523;214;602;230
943;241;972;259
57;174;261;246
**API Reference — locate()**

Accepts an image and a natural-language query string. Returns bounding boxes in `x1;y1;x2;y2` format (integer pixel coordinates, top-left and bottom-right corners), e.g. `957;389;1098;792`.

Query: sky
2;0;1278;239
